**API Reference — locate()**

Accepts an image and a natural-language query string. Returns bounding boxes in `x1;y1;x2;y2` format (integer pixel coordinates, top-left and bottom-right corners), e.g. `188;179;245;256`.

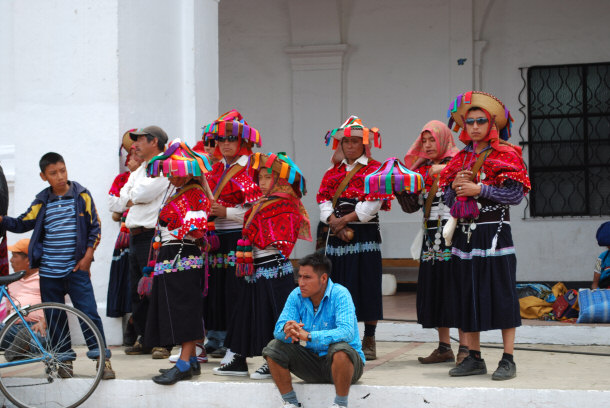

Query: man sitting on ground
262;252;365;408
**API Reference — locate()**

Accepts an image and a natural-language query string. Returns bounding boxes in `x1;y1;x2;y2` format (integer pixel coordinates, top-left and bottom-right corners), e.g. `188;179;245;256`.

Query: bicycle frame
0;285;49;368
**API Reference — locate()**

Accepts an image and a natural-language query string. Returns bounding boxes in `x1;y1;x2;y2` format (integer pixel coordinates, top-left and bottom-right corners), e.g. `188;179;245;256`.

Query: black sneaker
250;362;271;380
449;355;487;377
492;358;516;381
212;355;248;376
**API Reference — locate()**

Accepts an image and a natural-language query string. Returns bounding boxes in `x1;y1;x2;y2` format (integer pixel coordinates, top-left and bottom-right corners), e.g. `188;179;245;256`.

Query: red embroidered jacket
243;198;303;258
439;149;531;193
158;183;211;240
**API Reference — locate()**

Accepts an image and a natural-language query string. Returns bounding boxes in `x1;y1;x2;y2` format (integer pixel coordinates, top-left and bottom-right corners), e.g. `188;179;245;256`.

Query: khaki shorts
262;339;364;384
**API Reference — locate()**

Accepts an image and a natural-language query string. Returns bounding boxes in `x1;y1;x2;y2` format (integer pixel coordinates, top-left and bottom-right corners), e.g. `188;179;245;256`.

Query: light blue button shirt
273;278;365;364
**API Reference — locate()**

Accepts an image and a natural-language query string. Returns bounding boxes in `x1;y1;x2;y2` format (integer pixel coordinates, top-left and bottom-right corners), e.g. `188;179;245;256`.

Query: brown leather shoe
125;339;151;355
456;347;469;366
418;348;455;364
151;347;171;359
362;335;377;361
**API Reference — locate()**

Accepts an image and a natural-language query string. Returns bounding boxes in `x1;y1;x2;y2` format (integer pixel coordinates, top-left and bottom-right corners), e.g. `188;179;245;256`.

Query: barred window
524;62;610;217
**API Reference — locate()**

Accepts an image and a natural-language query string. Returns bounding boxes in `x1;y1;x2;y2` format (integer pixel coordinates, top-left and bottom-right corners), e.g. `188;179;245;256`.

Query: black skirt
451;212;521;332
416;219;461;329
106;246;131;317
203;229;241;332
144;242;205;346
325;222;383;322
225;257;296;357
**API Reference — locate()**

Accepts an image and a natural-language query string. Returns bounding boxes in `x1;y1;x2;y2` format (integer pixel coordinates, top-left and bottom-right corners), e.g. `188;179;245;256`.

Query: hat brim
452;92;508;130
7;244;26;254
129;129;150;141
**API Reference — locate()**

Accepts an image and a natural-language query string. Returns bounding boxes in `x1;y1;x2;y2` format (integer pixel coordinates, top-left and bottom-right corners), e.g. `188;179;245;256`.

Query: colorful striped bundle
324;115;381;149
201;109;262;147
364;157;424;195
147;139;213;178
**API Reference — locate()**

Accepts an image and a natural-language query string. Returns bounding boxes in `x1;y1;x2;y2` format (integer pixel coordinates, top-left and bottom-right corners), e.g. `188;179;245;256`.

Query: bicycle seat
0;271;26;285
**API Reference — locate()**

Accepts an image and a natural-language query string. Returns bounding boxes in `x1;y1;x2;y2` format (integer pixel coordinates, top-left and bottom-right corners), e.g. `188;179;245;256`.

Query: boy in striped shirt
0;152;115;379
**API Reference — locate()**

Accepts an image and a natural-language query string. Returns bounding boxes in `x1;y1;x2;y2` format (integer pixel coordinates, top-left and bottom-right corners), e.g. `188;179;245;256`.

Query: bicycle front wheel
0;302;105;408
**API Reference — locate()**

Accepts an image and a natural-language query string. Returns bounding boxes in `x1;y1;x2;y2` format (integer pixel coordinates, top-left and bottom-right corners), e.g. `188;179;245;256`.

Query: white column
285;0;348;258
118;0;219;144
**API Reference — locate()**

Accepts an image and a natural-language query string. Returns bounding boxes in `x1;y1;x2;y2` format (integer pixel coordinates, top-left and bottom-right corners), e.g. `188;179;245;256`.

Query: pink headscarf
403;120;459;170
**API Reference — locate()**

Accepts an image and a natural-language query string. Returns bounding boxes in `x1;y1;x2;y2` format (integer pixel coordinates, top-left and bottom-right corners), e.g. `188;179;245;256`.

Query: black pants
128;229;155;339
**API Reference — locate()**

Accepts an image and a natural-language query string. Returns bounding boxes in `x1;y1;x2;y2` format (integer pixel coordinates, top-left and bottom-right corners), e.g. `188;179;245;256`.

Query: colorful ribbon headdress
249;152;307;197
324;115;382;149
147;138;213;177
364;158;424;195
201;109;262;147
447;91;514;141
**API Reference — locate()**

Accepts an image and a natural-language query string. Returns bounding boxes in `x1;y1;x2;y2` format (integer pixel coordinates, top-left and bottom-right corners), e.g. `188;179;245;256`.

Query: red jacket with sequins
205;160;262;207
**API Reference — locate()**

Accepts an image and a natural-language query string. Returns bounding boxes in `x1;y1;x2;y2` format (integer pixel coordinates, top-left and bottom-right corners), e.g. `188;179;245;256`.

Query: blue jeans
40;270;111;360
0;322;45;350
205;330;226;349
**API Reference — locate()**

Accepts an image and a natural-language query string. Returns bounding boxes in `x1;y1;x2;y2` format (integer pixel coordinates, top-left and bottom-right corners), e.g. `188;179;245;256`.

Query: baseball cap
7;238;30;255
129;126;169;145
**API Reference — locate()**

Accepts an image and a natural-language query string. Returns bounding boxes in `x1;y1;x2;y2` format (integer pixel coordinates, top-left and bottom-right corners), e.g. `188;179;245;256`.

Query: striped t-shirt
39;185;77;278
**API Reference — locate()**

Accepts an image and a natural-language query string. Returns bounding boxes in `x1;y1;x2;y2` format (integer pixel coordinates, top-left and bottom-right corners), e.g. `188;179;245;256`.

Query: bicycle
0;271;106;408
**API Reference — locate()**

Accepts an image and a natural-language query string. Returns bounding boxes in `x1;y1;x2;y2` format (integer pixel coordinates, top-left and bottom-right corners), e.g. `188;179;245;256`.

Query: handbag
137;275;153;298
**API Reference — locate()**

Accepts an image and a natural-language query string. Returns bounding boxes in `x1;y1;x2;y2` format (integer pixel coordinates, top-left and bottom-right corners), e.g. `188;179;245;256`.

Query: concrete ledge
372;322;610;346
86;381;609;408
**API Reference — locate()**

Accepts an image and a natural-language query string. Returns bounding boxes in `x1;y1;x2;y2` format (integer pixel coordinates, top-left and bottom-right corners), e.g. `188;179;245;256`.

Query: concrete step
20;340;607;408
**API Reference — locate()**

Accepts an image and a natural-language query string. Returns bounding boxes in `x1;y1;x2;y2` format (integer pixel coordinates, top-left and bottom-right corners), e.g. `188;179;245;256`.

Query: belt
129;227;154;236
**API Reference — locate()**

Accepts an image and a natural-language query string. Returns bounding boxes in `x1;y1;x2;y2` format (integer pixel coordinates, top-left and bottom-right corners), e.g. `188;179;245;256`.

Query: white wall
0;0;120;301
1;0;220;344
218;0;610;281
478;0;610;281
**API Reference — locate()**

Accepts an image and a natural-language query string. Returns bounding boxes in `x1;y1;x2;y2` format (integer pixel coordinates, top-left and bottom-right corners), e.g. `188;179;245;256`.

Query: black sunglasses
464;117;489;126
217;135;239;143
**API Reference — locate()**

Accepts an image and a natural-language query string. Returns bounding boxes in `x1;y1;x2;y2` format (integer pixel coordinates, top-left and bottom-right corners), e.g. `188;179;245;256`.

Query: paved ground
105;341;610;390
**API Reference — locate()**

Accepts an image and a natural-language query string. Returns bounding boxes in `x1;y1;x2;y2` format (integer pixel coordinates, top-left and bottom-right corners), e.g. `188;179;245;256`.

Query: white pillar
0;0;220;345
285;0;347;258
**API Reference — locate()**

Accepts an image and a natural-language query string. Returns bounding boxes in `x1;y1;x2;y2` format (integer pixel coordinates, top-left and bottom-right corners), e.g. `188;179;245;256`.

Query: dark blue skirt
416;219;461;328
325;222;383;322
226;257;296;357
144;243;205;346
451;218;521;332
203;229;241;332
106;246;131;317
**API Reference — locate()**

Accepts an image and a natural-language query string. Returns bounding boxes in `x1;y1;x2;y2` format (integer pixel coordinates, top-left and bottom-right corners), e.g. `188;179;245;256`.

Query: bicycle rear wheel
0;302;105;408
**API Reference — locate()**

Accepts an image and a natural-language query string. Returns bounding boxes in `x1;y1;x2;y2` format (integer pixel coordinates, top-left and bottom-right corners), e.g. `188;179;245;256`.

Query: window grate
519;62;610;217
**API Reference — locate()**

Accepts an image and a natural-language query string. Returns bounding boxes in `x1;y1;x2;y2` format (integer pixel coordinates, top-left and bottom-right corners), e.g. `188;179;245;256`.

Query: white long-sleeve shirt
319;155;382;224
112;163;170;229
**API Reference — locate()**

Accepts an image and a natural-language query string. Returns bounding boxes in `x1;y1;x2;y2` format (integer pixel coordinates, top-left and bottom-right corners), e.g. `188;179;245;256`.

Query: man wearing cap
111;126;170;358
0;239;44;358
